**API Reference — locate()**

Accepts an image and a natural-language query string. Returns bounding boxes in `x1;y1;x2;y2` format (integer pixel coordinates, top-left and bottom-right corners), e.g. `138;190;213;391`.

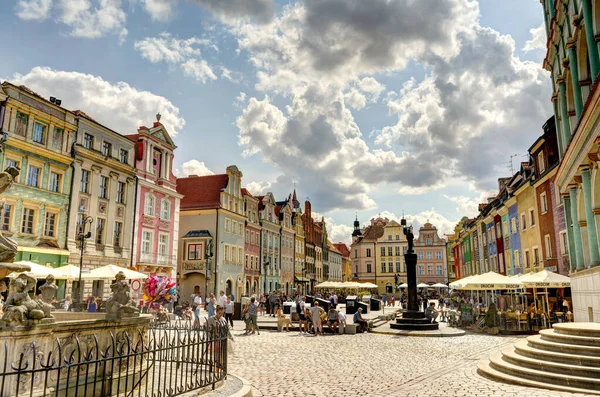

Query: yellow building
375;220;407;294
514;166;542;274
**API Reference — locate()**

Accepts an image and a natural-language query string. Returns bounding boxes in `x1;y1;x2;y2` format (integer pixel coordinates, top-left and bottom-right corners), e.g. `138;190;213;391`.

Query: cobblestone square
228;329;595;397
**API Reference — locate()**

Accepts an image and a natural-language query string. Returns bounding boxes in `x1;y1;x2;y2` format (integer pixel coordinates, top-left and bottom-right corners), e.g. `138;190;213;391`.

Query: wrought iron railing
0;320;228;396
139;252;177;266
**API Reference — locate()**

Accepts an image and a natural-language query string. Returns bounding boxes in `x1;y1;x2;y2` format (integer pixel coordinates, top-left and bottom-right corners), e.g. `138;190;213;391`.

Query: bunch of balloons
142;275;177;309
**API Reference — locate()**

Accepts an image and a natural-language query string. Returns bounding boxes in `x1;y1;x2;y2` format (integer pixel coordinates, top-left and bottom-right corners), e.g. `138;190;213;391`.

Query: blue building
508;203;522;275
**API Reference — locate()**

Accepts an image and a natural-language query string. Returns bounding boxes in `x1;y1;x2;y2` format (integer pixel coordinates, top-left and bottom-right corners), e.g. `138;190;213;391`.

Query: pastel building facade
242;188;261;296
127;118;181;279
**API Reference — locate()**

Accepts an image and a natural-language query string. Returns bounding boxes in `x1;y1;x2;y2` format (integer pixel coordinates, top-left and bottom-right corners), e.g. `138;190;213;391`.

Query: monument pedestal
390;249;439;331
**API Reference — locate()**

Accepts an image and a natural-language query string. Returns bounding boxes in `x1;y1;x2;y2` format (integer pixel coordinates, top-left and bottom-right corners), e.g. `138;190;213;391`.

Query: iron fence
0;320;228;397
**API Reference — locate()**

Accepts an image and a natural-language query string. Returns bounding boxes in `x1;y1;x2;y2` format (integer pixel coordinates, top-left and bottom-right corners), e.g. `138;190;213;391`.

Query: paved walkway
227;329;595;397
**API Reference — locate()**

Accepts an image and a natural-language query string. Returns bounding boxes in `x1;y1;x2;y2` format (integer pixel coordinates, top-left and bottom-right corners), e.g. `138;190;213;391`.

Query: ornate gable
146;122;176;149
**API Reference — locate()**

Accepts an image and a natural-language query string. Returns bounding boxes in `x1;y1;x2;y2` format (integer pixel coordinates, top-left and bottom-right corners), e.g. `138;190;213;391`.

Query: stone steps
540;328;600;347
514;340;600;368
478;322;600;394
477;360;600;396
390;322;439;331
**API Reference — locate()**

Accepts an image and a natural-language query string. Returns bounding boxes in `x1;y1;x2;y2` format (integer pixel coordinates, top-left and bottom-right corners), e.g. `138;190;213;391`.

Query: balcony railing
139;252;176;266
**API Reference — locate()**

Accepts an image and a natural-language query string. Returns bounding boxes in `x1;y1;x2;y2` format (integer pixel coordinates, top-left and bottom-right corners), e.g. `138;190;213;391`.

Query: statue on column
105;271;140;320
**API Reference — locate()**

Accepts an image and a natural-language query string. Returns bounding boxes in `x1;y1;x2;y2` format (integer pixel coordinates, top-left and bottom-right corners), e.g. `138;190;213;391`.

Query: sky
2;0;550;244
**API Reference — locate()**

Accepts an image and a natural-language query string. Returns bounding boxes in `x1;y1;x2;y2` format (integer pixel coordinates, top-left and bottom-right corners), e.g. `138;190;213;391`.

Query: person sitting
326;307;340;333
424;302;440;323
353;308;368;333
277;305;292;332
304;307;313;334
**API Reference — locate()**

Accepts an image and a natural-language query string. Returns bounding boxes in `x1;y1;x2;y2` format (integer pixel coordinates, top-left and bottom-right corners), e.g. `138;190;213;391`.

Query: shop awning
294;276;310;282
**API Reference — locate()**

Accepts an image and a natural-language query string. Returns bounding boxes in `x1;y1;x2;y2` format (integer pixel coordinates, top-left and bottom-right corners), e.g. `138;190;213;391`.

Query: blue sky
2;0;550;243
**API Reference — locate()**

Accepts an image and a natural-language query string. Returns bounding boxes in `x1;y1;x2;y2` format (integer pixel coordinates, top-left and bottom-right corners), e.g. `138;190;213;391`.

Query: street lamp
74;214;93;312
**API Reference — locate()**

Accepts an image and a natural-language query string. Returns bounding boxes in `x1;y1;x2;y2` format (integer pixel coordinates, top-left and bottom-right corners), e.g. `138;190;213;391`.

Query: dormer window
144;194;155;216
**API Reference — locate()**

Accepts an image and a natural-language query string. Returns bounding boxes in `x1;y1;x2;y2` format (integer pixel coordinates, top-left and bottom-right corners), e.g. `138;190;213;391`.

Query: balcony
139;252;176;266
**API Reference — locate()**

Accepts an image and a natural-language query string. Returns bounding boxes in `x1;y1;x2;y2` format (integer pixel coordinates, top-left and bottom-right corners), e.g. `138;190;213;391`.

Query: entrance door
386;283;393;294
226;280;232;296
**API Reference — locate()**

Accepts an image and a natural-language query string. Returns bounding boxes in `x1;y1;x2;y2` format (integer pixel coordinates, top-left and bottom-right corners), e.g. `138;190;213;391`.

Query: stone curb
370;328;466;337
227;375;253;397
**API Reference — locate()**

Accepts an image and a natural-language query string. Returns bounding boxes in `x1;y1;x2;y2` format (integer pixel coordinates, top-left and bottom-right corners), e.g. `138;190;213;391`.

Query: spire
352;214;361;237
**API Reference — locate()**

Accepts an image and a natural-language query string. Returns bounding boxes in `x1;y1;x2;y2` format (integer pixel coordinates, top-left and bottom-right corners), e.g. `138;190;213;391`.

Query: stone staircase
478;323;600;395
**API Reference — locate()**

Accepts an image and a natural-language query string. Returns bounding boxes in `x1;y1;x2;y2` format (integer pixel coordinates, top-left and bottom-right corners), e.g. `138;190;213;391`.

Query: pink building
242;188;261;295
126;115;182;278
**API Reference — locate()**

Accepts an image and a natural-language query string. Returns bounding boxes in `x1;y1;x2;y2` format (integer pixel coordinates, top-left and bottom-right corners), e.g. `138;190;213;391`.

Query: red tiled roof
361;225;384;240
241;188;252;197
73;110;98;122
177;174;229;210
333;243;351;257
275;205;282;217
125;134;140;142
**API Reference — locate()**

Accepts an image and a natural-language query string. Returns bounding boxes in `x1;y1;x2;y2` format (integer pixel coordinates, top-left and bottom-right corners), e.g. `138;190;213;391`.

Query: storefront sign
182;262;205;272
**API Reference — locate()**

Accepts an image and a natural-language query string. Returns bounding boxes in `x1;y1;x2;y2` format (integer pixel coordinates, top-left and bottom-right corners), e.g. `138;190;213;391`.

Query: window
388;263;393;273
83;133;94;149
521;213;527;230
142;231;152;254
533;247;540;267
43;212;56;237
47;171;61;193
245;254;249;268
545;235;552;258
246;233;250;243
503;221;508;237
239;248;243;264
524;249;530;268
114;222;123;247
418;252;424;260
396;235;400;240
99;176;108;199
52;127;63;150
396;262;401;272
396;247;400;256
427;264;433;275
366;248;371;257
418;265;424;276
366;263;372;273
436;264;443;276
96;218;105;245
15;111;28;136
511;218;517;234
225;245;230;262
381;262;386;273
161;199;170;220
21;208;35;234
426;251;432;260
27;165;40;187
529;208;536;227
496;223;501;239
514;250;520;268
538;151;545;173
144;194;155;216
426;238;432;245
540;192;548;213
102;141;112;157
5;158;19;169
388;247;393;256
159;235;168;258
187;244;202;260
120;149;129;164
388;235;392;240
403;247;407;255
1;204;12;231
80;170;90;193
381;247;385;256
560;231;568;255
436;250;442;260
225;219;231;232
117;182;125;204
354;250;358;258
32;122;46;144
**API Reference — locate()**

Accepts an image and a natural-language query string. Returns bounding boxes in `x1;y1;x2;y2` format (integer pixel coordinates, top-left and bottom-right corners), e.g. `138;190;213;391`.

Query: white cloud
344;88;367;110
57;0;128;40
143;0;176;21
135;34;218;83
523;23;546;52
407;208;456;238
311;211;354;245
9;67;185;136
246;181;272;195
358;77;385;101
177;160;214;177
193;0;276;25
15;0;52;20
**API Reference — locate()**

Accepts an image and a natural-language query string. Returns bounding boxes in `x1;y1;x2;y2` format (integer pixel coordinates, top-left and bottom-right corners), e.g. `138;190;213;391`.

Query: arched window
144;193;155;216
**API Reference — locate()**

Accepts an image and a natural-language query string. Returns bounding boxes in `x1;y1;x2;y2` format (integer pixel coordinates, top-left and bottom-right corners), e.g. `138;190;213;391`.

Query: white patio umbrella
520;270;571;315
399;283;408;288
88;264;148;280
417;283;430;288
449;275;477;289
458;271;523;290
361;282;378;288
431;283;448;288
315;281;338;288
54;264;98;279
10;261;74;279
338;281;363;289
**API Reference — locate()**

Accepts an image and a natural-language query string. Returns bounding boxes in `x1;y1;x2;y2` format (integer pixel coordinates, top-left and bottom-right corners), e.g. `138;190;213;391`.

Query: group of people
191;290;235;329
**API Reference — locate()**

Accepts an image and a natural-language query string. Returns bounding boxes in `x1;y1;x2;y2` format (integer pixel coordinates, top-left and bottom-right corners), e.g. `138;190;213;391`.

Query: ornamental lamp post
74;214;93;312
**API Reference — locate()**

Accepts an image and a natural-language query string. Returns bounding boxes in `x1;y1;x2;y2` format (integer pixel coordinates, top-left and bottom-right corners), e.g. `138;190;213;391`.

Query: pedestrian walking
225;296;234;328
245;296;260;335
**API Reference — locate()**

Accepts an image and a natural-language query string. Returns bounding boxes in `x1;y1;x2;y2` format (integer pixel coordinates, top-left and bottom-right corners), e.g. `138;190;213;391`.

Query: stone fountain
0;165;151;396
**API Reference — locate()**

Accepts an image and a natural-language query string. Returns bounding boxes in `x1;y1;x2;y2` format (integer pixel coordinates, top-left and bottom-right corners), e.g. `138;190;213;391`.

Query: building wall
516;183;542;273
508;203;522;275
